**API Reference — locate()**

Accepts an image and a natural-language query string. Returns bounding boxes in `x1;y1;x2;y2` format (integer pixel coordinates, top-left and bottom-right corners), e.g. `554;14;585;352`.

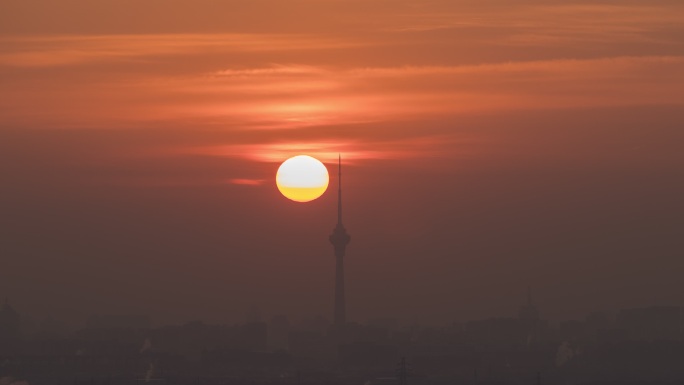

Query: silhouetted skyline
2;292;683;383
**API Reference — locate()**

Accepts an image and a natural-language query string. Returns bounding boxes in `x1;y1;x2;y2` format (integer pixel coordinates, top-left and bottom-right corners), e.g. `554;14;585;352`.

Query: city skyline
2;286;681;333
2;290;682;384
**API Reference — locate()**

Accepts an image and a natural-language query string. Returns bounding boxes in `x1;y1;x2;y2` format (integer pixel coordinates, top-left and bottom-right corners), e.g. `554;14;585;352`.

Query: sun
276;155;329;202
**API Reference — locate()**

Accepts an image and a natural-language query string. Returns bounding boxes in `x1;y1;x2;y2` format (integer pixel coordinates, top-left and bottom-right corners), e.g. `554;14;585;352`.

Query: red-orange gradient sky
1;0;684;326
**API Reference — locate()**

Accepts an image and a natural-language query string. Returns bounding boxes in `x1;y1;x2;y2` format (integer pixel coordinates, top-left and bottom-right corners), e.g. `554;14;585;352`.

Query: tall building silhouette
329;155;351;327
0;298;21;352
519;287;542;346
518;287;539;322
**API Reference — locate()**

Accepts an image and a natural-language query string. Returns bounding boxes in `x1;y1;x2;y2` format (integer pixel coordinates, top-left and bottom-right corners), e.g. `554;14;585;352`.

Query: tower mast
338;154;342;225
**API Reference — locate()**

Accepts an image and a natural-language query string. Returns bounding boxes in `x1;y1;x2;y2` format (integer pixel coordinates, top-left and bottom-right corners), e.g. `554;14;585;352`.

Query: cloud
4;54;682;131
229;178;267;186
1;1;683;169
0;34;368;68
385;2;684;47
213;65;327;77
185;141;392;163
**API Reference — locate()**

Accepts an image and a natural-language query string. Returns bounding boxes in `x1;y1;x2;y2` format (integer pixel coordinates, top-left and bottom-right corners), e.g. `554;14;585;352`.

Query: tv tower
329;155;351;327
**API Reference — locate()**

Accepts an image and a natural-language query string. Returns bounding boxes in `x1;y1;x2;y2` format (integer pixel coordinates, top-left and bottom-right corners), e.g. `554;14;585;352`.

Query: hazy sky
1;0;683;327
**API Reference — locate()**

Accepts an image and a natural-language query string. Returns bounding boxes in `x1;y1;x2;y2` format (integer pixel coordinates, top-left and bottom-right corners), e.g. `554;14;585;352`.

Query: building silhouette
518;287;539;323
518;287;544;346
617;306;682;341
329;155;351;328
0;298;20;337
86;314;151;330
268;314;290;352
0;298;21;354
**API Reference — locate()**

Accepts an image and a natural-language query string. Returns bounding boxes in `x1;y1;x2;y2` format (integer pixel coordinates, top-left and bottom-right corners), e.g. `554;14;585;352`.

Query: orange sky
1;0;684;326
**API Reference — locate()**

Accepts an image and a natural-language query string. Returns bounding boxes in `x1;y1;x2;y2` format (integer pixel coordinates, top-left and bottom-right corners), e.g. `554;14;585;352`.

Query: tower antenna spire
337;154;342;225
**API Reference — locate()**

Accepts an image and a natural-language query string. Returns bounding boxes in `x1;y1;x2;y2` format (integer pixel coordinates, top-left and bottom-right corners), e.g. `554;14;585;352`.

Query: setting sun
276;155;329;202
